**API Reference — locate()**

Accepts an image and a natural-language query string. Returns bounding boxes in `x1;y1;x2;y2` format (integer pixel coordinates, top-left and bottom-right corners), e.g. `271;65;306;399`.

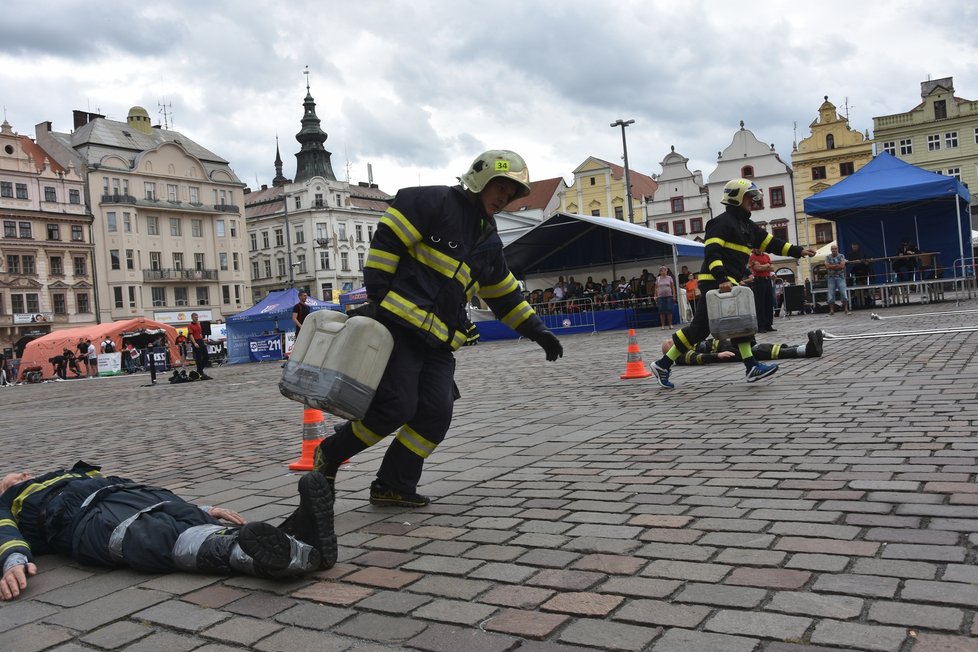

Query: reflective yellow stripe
381;208;423;248
352;421;383;447
0;519;17;528
705;237;725;247
414;243;473;289
449;329;467;350
778;242;792;256
500;301;534;330
709;259;724;270
0;539;30;556
11;472;100;520
366;248;399;274
380;292;452;343
676;329;693;350
480;273;519;299
724;241;752;255
711;340;720;353
395;425;437;459
467;281;481;301
699;273;715;281
760;233;774;251
772;344;782;359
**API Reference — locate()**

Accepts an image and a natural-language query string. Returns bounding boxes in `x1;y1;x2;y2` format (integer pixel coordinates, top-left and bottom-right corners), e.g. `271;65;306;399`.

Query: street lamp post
611;119;635;222
282;193;295;289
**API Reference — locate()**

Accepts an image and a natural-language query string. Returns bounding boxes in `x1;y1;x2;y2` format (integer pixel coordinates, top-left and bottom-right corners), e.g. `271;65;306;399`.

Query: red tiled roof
606;161;658;200
19;136;66;173
504;177;563;212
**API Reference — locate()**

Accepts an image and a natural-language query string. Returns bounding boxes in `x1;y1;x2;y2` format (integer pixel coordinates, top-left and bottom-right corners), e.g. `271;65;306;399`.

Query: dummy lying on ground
0;461;336;601
664;329;824;365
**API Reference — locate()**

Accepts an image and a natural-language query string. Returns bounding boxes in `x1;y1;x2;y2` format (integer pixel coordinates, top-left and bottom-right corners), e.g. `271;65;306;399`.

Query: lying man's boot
278;472;337;569
369;480;431;508
174;522;320;578
806;330;824;358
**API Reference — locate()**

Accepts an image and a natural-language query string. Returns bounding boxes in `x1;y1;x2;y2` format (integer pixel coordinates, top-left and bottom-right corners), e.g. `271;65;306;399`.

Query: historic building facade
36;107;250;327
872;76;978;225
558;156;657;224
0;119;94;355
792;96;874;253
646;146;711;240
245;85;391;303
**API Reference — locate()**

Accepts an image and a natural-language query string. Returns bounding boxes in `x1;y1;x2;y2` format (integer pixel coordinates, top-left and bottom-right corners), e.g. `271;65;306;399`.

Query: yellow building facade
792;97;874;263
558;156;657;224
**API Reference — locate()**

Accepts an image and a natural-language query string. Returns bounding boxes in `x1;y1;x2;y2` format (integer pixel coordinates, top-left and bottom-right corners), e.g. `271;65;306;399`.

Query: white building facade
646;146;711;241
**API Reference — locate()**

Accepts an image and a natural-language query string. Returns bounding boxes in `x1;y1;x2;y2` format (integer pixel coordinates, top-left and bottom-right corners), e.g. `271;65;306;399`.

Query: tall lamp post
611;119;635;222
282;192;295;289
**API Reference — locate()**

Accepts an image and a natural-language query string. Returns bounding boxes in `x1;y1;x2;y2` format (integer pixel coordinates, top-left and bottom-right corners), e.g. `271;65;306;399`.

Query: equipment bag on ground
279;310;393;420
706;286;757;339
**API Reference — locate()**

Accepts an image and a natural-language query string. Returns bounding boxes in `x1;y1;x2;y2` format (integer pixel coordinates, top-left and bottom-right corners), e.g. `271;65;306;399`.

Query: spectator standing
100;335;116;354
825;243;851;315
188;313;211;380
654;266;675;330
684;274;700;318
292;291;311;335
678;265;691;286
893;238;920;282
749;247;776;332
76;339;89;376
85;340;98;378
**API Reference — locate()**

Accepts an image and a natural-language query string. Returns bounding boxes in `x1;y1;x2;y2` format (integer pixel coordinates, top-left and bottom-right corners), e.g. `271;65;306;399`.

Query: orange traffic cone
288;407;327;471
620;329;653;379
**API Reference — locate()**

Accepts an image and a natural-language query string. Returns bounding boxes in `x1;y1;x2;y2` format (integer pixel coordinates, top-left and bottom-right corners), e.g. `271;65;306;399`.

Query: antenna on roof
158;99;173;129
841;96;853;123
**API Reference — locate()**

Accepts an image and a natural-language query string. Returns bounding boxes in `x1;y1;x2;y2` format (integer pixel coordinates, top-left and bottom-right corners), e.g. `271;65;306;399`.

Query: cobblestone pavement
2;300;978;651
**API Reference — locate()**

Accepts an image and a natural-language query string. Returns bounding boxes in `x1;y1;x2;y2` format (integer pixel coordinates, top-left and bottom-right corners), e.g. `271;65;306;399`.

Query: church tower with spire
294;69;336;183
272;136;291;187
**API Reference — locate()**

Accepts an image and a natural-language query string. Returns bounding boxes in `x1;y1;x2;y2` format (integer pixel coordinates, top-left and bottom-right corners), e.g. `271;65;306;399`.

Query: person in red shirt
187;313;212;380
748;247;776;333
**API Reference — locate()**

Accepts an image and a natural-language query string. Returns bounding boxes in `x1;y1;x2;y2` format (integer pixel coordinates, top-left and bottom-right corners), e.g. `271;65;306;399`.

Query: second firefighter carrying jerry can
705;285;757;340
279;310;393;421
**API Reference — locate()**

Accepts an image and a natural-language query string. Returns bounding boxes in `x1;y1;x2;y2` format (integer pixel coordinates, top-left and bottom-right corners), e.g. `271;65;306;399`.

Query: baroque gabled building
0;120;94;355
873;76;978;225
646;146;710;241
793;96;874;255
558;156;657;223
245;83;391;303
36;107;250;328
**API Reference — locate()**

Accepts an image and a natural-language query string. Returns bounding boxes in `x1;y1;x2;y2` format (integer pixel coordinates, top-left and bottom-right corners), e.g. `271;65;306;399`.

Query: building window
169;218;181;236
77;292;90;313
196;287;209;306
128;285;136;308
167;184;178;202
769;186;786;207
123;212;132;233
44;186;57;202
741;165;754;178
355;224;363;242
277;258;286;277
946;132;958;148
15;183;27;199
11;293;40;313
53;293;67;314
222;285;231;304
298;255;307;274
50;256;63;276
110;249;121;270
150;251;162;270
295;196;301;210
812;166;827;180
152;287;166;307
295;226;304;244
251;261;260;279
814;222;834;245
106;212;117;232
946;167;961;181
21;255;35;274
73;256;87;276
839;162;855;176
194;252;205;271
319;251;330;270
261;231;270;249
882;141;896;156
126;249;135;270
314;193;325;207
900;138;913;155
340;252;350;271
249;233;257;251
690;217;703;233
357;252;364;271
173;252;184;270
230;220;237;237
274;228;284;247
47;224;61;240
263;260;272;278
589;177;596;186
144;182;156;200
189;186;199;204
670;197;685;213
0;182;11;197
233;252;240;271
3;220;15;238
672;220;687;235
591;209;601;216
367;225;374;240
974;127;978;144
6;255;18;274
192;219;203;237
612;207;622;219
927;134;941;151
771;223;789;241
215;219;225;237
934;99;947;119
113;286;124;308
338;223;347;240
147;216;159;235
316;222;328;240
175;287;188;306
71;225;84;241
656;222;670;233
826;134;835;150
220;252;228;271
19;222;31;238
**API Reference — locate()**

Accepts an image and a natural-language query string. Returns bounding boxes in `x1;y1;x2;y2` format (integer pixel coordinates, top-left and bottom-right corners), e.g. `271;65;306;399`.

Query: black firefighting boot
277;472;336;569
173;523;320;578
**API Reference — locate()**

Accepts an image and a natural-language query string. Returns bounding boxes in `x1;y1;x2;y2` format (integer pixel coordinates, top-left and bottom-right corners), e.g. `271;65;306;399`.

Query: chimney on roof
262;184;268;190
73;110;105;130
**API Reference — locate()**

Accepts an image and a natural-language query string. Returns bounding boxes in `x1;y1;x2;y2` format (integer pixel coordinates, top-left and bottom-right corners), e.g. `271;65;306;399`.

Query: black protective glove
533;330;563;362
462;321;480;346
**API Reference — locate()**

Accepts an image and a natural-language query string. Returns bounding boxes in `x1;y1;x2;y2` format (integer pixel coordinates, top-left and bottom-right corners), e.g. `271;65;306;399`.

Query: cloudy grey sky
3;0;976;195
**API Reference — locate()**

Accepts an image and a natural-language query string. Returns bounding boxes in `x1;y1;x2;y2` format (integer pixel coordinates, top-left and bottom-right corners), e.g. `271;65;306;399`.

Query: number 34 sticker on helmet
460;150;532;199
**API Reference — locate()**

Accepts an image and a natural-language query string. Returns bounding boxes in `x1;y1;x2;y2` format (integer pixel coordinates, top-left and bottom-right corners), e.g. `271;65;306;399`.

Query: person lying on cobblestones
663;329;824;365
311;150;562;509
0;461;336;601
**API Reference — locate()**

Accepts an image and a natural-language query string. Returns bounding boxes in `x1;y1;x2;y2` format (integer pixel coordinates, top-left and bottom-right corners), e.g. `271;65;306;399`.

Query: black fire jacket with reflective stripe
0;461;113;567
365;185;546;350
698;205;803;288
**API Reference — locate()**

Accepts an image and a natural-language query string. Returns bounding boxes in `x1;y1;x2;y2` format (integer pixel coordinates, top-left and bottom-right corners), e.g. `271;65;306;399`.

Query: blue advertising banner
248;334;283;361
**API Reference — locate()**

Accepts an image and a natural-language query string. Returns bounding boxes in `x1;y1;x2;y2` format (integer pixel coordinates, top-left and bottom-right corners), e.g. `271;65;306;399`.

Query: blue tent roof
805;152;970;215
227;288;341;323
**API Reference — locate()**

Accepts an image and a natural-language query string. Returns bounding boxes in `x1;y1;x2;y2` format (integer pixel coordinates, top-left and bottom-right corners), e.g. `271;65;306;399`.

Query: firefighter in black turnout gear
1;462;334;601
312;150;563;508
650;178;815;388
666;329;825;365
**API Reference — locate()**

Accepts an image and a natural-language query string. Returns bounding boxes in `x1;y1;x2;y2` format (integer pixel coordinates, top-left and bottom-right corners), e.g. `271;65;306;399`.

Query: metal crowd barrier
528;296;597;334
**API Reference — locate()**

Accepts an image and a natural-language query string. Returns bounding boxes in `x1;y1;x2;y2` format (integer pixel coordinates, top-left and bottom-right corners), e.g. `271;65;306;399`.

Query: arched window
741;165;754;178
826;134;835;150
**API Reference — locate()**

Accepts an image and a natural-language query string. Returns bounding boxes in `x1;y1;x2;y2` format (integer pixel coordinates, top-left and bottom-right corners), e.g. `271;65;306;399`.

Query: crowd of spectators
528;268;685;315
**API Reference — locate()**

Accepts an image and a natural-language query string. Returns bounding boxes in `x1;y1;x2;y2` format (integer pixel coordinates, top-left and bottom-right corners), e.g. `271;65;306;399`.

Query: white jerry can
705;285;758;339
279;310;394;421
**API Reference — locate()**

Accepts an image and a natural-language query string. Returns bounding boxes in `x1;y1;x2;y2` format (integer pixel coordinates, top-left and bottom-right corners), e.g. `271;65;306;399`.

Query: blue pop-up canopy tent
226;289;341;364
804;153;972;277
339;286;367;308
